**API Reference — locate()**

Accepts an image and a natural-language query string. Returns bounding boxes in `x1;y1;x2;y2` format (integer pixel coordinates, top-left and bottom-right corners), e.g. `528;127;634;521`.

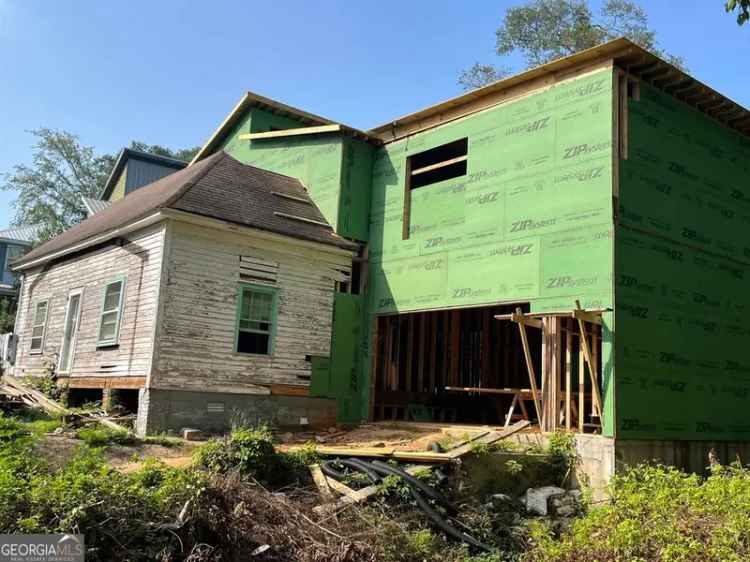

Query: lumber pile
0;374;132;434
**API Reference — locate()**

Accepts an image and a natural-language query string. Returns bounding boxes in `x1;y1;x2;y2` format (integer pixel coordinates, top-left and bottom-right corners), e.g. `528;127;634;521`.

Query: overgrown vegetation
524;462;750;562
4;411;750;562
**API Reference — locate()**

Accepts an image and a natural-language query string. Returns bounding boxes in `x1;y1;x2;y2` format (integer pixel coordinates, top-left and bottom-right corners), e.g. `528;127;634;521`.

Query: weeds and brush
523;462;750;562
193;425;318;487
75;425;137;446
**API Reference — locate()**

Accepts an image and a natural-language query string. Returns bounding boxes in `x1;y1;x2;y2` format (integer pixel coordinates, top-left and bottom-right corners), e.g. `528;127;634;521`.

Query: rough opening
111;388;139;413
372;304;603;431
408;138;468;190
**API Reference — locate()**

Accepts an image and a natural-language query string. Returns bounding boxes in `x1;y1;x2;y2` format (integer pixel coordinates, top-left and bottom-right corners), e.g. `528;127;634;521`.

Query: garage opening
372;303;603;432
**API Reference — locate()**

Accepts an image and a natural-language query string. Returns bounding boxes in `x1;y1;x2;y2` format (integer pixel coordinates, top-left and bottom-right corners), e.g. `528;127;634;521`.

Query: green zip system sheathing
616;83;750;441
365;68;616;435
221;107;372;242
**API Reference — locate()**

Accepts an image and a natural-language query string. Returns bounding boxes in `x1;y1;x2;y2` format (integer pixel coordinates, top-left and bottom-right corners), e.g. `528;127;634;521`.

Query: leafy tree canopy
459;0;683;90
726;0;750;25
1;129;200;242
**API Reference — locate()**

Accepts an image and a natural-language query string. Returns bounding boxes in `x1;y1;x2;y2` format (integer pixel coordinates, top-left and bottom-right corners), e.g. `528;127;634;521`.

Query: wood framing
238;124;342;141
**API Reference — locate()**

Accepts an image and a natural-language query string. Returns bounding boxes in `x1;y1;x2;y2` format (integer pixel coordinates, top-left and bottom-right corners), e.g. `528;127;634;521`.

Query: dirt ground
35;433;199;472
278;421;501;453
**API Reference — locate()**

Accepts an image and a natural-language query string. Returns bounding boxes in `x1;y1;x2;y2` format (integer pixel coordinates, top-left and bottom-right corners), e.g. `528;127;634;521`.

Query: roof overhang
191;91;377;165
12;211;167;272
369;38;750;142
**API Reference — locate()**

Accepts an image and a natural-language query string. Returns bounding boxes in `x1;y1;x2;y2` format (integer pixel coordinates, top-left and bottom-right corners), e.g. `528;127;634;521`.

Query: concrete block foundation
135;388;337;436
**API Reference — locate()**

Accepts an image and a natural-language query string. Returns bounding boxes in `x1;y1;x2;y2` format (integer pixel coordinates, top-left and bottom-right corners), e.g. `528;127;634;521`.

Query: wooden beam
574;301;603;418
411;155;468;176
238;124;342;141
565;328;572;431
309;465;334;502
516;308;543;426
572;308;603;325
508;311;543;329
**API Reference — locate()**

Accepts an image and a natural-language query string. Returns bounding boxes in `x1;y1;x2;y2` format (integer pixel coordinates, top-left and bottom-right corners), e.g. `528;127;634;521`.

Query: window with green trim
236;284;277;355
97;278;125;346
29;299;49;353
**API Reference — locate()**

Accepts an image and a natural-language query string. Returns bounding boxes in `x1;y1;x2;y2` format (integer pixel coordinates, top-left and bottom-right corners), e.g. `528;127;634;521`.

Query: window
97;278;125;346
408;138;468;190
29;300;49;353
235;284;278;355
3;244;27;285
403;138;468;239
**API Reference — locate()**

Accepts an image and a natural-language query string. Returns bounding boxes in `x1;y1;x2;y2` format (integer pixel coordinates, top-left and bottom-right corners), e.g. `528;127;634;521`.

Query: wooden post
578;337;585;433
542;317;562;432
575;301;603;418
417;314;425;393
565;326;572;431
515;308;543;426
405;315;414;393
450;309;461;386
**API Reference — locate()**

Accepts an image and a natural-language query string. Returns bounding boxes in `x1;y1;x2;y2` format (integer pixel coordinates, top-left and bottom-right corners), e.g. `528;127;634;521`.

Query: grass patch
75;425;136;447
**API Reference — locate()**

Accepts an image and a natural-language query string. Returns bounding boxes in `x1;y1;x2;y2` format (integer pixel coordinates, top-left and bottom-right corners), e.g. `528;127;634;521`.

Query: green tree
459;0;683;90
727;0;750;24
0;296;16;333
1;130;200;242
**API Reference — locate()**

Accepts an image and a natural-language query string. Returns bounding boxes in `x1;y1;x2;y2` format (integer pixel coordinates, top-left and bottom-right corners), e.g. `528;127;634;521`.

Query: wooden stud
575;300;603;419
565;327;572;430
417;314;425;393
450;310;460;386
402;157;413;240
516;308;543;426
578;339;585;433
405;315;414;393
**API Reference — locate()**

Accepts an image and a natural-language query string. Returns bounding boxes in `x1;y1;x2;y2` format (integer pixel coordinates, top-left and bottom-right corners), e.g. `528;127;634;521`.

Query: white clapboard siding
152;220;352;393
13;223;166;382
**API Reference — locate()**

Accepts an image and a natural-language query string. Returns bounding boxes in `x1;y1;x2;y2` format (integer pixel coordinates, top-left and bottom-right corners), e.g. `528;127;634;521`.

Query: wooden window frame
96;276;126;347
234;282;279;356
29;299;50;354
57;288;84;374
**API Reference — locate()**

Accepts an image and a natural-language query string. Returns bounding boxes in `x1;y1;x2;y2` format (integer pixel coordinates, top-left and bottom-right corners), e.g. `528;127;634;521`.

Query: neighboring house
0;225;41;297
10;38;750;473
11;153;357;435
81;148;188;216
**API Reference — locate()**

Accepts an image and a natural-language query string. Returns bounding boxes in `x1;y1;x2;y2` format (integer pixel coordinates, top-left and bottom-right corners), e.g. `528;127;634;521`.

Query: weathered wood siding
14;223;166;381
152;220;352;394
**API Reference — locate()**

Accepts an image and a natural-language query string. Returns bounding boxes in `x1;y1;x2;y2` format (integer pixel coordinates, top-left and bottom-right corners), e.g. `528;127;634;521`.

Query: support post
515;308;543;427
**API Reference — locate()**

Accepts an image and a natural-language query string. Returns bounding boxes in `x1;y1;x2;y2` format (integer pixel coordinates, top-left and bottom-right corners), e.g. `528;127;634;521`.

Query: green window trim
29;299;50;354
96;276;126;347
234;282;279;356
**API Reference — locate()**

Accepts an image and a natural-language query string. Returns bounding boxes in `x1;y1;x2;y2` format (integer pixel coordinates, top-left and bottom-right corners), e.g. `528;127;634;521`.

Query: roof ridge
163;151;229;210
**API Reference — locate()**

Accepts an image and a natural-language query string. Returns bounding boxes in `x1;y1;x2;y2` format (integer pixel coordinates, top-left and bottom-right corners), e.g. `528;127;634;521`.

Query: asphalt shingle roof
15;152;357;269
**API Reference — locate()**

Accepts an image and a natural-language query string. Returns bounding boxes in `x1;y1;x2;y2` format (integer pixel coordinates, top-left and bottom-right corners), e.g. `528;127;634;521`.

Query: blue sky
1;0;748;228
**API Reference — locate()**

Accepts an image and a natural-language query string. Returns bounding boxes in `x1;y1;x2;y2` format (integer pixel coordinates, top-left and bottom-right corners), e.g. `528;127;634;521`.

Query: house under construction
9;38;750;469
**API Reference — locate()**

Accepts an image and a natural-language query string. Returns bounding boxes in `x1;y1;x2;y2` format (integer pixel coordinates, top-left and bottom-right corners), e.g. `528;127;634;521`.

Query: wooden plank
579;340;585;433
269;384;310;397
405;315;414;393
428;313;436;394
309;464;334;502
575;301;603;419
238;124;342;141
508;311;543;329
313;464;434;515
410;155;467;176
445;386;535;396
450;310;460;386
417;314;425;393
402;156;413;240
572;309;603;325
446;420;530;459
565;328;572;431
515;308;543;426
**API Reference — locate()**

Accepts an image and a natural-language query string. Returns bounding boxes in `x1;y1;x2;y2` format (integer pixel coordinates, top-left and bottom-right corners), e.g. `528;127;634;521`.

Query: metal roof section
100;147;188;200
0;224;41;244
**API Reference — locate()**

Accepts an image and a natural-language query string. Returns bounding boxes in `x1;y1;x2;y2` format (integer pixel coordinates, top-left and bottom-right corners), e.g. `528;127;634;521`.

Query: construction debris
0;374;133;434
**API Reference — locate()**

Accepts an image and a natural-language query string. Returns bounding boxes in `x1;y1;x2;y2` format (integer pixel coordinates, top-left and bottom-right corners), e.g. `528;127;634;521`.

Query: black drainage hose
370;460;457;515
362;461;492;553
320;459;380;485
